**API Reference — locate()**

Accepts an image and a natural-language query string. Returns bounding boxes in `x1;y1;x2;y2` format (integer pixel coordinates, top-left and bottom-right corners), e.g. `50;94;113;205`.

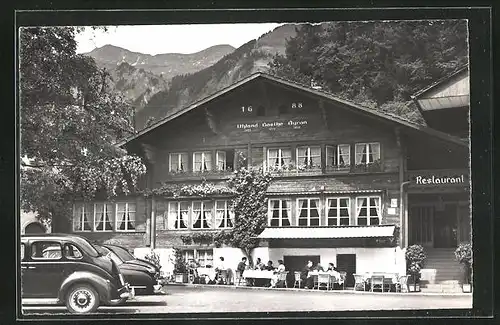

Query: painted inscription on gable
236;119;308;132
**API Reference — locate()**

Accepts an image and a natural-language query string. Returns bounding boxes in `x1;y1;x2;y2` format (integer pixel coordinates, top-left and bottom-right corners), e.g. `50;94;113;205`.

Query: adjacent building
60;68;470;290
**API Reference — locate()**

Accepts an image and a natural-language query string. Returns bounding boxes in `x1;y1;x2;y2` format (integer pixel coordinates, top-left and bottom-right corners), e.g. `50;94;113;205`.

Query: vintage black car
94;244;163;295
102;244;163;280
21;234;133;314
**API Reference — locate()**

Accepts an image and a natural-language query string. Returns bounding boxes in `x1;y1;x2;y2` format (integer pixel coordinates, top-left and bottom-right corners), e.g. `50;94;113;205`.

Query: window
297;198;320;226
215;200;234;228
20;243;25;261
94;203;113;231
63;244;83;260
269;199;291;227
326;144;351;170
169;153;188;173
296;146;321;169
326;198;350;226
192;201;213;229
355;143;381;165
267;148;292;171
197;249;214;267
216;151;226;171
116;202;136;231
73;203;92;232
356;196;381;225
193;151;213;172
31;241;62;260
184;250;195;264
216;150;235;172
168;202;189;229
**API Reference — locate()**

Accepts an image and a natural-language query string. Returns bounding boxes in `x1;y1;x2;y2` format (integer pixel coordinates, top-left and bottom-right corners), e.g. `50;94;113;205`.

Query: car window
108;251;124;265
20;243;25;261
64;244;83;260
31;241;62;260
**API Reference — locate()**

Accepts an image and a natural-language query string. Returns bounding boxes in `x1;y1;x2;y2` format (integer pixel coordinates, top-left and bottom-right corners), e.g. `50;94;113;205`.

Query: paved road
22;284;472;315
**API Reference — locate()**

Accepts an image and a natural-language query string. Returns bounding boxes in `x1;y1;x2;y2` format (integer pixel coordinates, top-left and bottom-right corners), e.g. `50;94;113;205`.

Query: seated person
314;263;325;272
326;262;341;285
270;260;286;288
265;260;275;271
254;258;265;270
300;260;314;289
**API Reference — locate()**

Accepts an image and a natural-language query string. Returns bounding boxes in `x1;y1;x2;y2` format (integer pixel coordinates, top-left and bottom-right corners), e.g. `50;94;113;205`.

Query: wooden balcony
166;169;234;181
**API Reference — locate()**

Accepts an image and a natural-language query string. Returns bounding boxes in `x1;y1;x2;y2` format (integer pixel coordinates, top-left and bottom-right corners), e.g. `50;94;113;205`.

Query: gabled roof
119;72;468;147
411;64;469;100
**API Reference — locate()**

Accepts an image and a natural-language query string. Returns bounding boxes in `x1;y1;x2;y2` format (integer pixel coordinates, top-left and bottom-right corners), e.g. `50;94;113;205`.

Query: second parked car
94;244;163;296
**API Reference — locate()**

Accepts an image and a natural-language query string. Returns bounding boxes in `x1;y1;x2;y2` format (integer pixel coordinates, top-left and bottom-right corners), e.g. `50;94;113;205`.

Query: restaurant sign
408;169;469;187
236;119;308;132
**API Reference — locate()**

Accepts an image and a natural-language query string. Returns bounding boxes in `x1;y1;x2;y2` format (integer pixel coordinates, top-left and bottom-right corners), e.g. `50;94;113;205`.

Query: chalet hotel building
62;67;470;290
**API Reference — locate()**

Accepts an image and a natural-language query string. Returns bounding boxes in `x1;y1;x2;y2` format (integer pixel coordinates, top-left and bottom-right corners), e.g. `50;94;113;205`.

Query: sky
75;23;283;55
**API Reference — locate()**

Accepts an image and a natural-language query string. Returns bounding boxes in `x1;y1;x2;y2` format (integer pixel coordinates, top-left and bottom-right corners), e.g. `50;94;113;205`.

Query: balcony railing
167;169;234;179
267;164;322;177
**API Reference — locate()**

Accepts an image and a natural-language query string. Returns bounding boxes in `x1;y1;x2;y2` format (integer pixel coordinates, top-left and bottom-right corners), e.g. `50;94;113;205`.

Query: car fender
59;271;113;304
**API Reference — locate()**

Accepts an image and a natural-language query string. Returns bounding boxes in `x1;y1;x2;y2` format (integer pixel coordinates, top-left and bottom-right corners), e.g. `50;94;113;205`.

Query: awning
257;225;396;239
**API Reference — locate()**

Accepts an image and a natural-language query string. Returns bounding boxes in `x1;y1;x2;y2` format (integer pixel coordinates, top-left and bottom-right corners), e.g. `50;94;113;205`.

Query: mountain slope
136;24;299;129
85;44;235;79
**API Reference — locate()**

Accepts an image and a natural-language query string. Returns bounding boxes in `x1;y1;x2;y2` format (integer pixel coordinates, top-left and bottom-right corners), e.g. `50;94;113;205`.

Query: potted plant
455;242;472;293
173;248;188;283
405;244;426;292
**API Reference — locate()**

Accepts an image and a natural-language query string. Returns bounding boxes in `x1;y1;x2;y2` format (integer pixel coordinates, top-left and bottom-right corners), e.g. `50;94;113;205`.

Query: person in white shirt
326;262;341;286
270;260;286;288
215;256;228;284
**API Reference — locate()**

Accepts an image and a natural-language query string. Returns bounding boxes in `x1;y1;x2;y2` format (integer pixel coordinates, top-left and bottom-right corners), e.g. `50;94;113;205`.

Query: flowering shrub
455;242;472;284
405;244;426;283
144;249;162;271
173;248;187;274
143;180;236;198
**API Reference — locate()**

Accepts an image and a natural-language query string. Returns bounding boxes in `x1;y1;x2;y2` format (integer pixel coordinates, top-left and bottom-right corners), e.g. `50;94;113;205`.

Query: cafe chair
277;272;288;288
293;271;302;288
317;273;330;290
339;272;347;290
395;275;408;293
353;274;366;291
383;274;394;292
371;275;385;292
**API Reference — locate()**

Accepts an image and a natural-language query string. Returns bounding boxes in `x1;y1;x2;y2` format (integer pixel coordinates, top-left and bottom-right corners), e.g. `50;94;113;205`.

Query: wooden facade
65;73;470;281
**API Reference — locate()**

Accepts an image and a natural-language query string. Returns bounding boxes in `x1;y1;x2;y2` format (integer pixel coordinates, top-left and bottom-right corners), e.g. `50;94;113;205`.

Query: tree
269;20;468;121
20;27;146;224
215;167;273;265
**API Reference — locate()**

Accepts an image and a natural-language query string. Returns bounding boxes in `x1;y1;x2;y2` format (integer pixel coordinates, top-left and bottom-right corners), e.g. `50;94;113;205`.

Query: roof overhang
119;72;468;148
257;225;396;240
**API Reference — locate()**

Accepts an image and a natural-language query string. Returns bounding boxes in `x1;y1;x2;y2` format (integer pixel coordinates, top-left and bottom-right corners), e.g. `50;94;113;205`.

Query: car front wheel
65;284;100;314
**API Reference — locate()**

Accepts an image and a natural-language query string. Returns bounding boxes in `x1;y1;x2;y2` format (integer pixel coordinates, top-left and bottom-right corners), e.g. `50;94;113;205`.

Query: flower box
175;273;188;283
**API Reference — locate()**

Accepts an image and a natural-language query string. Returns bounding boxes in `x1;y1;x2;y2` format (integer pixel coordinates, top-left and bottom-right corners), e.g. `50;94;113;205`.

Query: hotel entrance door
433;204;458;248
409;205;434;247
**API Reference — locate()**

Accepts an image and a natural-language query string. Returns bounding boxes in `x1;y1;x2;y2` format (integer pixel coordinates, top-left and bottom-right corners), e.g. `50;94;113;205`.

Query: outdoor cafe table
243;270;275;279
196;267;217;282
307;271;344;286
363;272;399;284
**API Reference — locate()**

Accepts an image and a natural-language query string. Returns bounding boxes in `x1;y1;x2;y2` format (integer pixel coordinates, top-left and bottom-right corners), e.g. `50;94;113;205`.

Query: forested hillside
269;20;468;123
